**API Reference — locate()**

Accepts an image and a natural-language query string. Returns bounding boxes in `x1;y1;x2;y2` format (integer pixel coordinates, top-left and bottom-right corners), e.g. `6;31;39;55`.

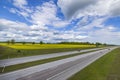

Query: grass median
68;47;120;80
0;49;100;74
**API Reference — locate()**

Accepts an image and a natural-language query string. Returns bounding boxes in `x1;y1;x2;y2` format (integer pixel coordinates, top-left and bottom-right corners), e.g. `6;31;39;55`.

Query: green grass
68;47;120;80
0;43;96;60
0;49;99;74
107;47;120;80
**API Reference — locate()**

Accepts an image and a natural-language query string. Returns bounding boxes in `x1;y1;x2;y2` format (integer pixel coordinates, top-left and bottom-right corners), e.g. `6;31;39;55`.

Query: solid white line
2;65;5;73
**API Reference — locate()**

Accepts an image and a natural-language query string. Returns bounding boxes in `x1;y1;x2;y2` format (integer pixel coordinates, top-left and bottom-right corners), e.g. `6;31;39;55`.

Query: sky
0;0;120;45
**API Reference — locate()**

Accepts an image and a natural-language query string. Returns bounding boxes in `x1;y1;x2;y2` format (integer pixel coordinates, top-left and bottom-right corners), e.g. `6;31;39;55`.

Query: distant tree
7;40;10;45
11;39;15;44
32;42;35;45
86;42;90;45
39;41;43;44
103;43;107;46
96;42;101;47
22;42;26;45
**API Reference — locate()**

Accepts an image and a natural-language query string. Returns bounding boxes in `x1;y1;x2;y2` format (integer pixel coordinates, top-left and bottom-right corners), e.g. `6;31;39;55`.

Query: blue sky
0;0;120;45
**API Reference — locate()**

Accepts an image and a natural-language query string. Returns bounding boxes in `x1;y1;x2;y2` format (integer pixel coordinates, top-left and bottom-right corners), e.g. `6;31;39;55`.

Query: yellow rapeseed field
0;43;96;49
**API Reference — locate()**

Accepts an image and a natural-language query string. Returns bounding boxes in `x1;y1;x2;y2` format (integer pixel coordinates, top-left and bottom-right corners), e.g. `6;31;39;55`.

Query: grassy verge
0;49;99;74
107;47;120;80
0;45;96;60
68;47;120;80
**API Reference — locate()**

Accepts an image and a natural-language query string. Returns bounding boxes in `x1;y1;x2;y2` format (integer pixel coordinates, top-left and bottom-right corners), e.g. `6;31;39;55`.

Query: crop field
0;43;96;50
0;43;96;59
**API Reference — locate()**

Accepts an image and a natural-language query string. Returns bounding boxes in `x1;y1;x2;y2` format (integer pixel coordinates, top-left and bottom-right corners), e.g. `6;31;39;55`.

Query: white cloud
52;20;69;28
11;0;32;18
30;25;47;31
51;30;88;42
9;1;70;28
0;19;28;31
57;0;120;19
85;27;120;45
75;17;107;31
13;0;27;8
0;18;86;42
110;0;120;17
31;1;57;26
57;0;97;19
9;8;16;13
73;16;120;45
30;1;70;28
1;0;120;44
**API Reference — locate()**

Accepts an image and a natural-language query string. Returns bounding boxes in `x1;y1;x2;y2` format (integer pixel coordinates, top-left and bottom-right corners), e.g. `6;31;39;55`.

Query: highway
0;48;102;67
0;47;116;80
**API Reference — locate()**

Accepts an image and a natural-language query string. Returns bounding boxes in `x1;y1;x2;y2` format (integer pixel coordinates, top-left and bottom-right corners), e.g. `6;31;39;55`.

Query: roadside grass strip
68;47;120;80
0;49;99;74
107;47;120;80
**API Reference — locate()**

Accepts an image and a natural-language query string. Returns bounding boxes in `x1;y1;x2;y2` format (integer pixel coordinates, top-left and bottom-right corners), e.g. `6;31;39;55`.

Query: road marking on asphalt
2;64;5;73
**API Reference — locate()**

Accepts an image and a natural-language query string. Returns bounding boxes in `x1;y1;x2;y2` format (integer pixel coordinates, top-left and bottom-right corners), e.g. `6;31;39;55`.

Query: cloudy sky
0;0;120;44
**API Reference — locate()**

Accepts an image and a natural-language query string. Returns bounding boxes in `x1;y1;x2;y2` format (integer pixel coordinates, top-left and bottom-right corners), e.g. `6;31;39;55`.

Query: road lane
0;47;116;80
17;55;94;80
0;48;102;67
17;47;116;80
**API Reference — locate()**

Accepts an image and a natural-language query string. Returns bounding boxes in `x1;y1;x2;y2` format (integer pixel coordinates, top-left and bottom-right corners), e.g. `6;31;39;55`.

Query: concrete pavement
0;47;116;80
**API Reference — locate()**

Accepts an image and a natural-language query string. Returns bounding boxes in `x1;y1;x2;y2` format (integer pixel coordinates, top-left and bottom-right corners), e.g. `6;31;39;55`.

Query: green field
0;43;96;59
68;47;120;80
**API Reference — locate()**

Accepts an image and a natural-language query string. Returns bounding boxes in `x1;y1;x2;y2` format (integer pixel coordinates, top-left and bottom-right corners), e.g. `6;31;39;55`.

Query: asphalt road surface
0;47;116;80
0;48;102;67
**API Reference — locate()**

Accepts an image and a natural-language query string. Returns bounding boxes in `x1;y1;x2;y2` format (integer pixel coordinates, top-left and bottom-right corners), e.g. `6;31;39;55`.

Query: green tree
22;42;26;45
7;40;10;45
40;41;43;44
11;39;15;44
32;42;35;45
96;42;101;47
103;43;107;46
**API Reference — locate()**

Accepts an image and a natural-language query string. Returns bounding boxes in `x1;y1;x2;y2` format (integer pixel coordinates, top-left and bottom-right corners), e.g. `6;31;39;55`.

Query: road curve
0;48;102;67
0;47;116;80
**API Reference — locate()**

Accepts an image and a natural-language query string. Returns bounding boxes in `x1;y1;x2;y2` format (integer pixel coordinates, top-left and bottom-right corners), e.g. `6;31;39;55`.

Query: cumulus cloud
52;20;69;28
54;32;87;40
11;0;32;18
0;19;28;31
76;17;107;30
57;0;120;20
13;0;27;8
57;0;97;19
10;1;69;28
110;0;120;17
31;1;57;26
85;27;120;44
0;18;86;42
1;0;120;44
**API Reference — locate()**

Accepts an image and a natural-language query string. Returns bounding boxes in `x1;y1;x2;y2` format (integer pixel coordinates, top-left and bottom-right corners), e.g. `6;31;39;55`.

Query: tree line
6;39;44;45
4;39;109;47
